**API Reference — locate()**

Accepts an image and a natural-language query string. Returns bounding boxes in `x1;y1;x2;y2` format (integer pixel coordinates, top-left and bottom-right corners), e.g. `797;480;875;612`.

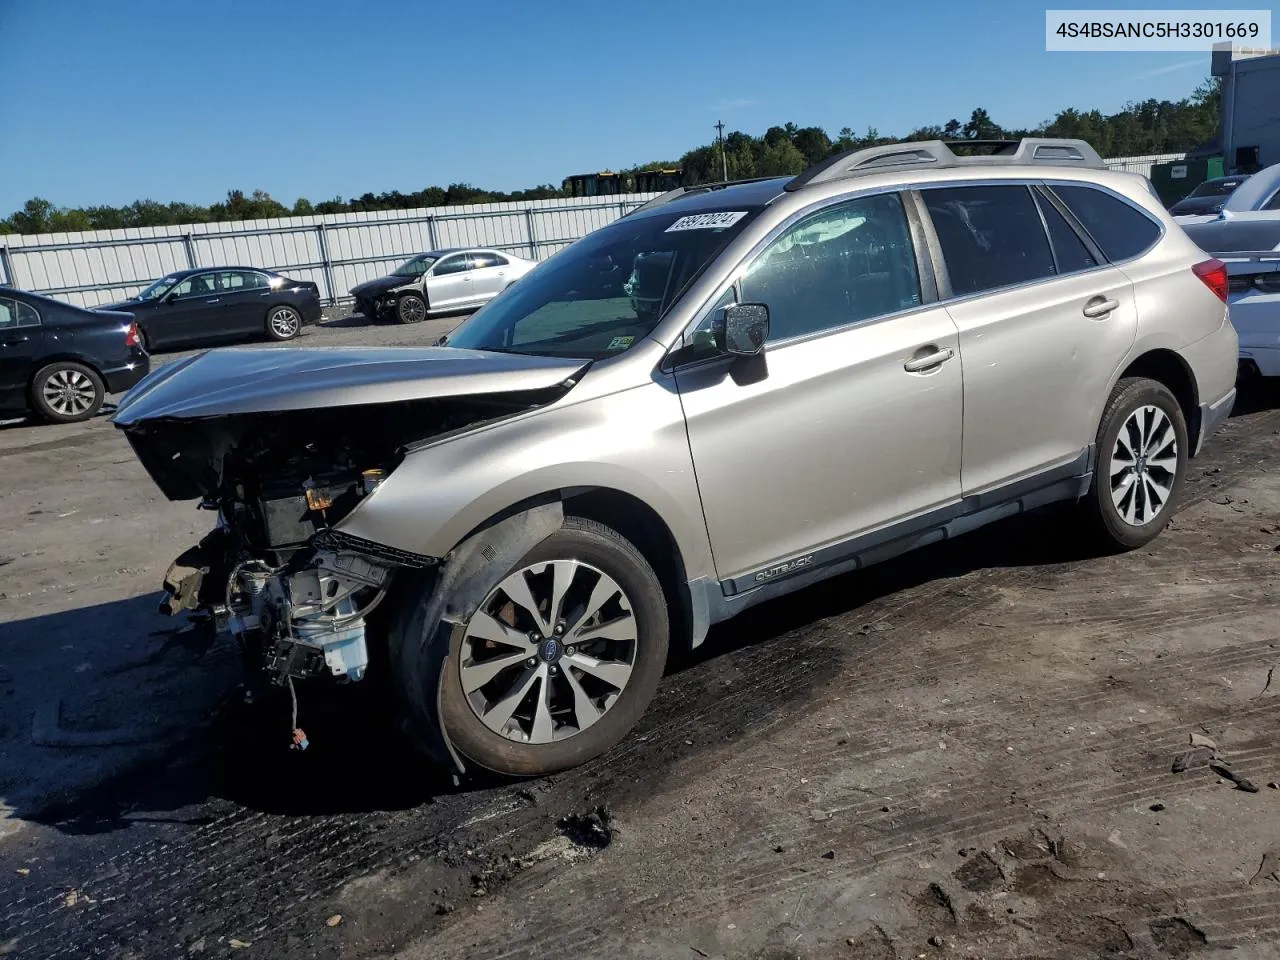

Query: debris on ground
1171;748;1214;773
1210;762;1260;792
557;806;614;850
821;850;835;860
1250;852;1279;885
229;938;251;949
1188;733;1217;750
326;914;343;927
1149;803;1166;812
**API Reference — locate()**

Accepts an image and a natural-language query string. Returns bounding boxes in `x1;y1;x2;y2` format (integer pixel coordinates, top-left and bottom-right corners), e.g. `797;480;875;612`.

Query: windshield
391;254;438;277
1190;178;1246;199
134;274;183;301
443;207;763;359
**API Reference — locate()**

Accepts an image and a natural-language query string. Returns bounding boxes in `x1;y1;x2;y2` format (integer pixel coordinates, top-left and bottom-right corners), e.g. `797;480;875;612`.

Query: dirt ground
1;310;1278;960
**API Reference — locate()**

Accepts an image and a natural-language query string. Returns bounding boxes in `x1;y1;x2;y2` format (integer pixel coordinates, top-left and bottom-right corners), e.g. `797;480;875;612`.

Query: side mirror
714;303;769;357
162;291;179;304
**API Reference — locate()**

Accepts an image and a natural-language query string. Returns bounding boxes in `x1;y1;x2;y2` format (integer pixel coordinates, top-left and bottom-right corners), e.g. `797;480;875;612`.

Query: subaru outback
113;138;1239;778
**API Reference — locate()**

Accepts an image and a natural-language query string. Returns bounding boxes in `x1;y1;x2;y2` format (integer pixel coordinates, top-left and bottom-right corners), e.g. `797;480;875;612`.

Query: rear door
918;182;1139;495
468;252;511;299
425;253;474;309
211;270;272;337
0;297;43;412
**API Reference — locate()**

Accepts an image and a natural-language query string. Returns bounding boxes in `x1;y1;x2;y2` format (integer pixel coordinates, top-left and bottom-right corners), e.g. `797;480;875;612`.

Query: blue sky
0;0;1219;213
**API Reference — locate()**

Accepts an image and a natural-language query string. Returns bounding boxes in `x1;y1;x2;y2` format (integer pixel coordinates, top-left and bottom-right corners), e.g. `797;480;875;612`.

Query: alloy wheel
269;307;300;338
1109;404;1178;526
399;297;427;323
459;560;638;744
42;369;97;417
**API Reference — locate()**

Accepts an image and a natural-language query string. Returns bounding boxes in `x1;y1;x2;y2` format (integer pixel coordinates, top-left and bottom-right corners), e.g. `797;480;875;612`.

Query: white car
348;248;538;324
1180;164;1280;377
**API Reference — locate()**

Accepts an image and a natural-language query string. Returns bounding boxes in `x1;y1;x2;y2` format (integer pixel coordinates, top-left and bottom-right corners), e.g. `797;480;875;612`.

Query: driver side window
741;191;922;343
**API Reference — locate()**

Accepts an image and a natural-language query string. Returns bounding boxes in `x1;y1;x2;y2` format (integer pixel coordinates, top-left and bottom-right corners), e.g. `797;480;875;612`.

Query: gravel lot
1;313;1278;960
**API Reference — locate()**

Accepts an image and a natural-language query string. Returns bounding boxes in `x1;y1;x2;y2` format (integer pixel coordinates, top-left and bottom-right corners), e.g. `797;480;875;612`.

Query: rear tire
265;305;302;341
1082;376;1188;551
405;517;669;777
396;292;428;324
30;361;105;424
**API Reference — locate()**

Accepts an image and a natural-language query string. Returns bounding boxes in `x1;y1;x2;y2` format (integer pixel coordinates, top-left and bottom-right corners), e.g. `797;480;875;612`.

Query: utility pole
715;120;728;182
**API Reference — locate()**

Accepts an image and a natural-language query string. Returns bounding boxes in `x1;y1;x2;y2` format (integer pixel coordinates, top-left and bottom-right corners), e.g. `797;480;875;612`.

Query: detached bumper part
1195;387;1236;457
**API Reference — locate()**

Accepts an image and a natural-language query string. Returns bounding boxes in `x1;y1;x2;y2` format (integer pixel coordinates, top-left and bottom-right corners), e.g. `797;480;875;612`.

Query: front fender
336;382;716;582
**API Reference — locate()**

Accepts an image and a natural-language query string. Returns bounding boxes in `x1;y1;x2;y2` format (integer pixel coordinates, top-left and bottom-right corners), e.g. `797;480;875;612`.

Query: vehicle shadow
1232;374;1280;415
6;497;1121;838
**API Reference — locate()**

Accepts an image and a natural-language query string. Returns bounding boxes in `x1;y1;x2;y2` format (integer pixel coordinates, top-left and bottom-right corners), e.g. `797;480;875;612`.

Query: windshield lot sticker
665;211;748;232
607;335;635;350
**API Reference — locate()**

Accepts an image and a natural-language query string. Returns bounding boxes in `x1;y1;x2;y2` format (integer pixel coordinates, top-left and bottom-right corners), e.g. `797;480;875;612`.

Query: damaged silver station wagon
113;138;1240;778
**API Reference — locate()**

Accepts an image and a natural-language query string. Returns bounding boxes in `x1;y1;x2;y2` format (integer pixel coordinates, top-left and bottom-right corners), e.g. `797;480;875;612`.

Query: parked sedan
349;248;536;324
1169;174;1251;216
0;287;149;424
98;267;321;352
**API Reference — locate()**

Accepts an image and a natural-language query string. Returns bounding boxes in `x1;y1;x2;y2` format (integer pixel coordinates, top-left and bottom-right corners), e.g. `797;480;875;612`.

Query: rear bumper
1228;290;1280;376
1195;386;1236;456
103;356;150;395
300;298;323;324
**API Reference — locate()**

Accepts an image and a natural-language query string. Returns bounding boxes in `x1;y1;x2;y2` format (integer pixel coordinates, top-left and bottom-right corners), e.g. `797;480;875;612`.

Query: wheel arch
26;353;106;394
443;486;697;653
1112;347;1200;453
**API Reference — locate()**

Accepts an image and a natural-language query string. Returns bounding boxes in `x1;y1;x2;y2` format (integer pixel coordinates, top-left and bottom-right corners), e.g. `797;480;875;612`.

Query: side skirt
686;447;1095;646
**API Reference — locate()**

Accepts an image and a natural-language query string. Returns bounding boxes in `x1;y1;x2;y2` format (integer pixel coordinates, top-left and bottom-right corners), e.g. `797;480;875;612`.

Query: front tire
1083;376;1188;551
265;305;302;341
422;517;669;777
30;361;105;424
396;292;428;324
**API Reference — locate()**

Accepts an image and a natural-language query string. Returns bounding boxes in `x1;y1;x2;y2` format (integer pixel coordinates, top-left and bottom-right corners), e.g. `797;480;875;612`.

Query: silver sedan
349;247;537;324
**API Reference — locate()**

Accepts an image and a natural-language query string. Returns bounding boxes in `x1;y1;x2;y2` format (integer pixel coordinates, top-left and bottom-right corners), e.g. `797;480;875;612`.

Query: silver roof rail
785;138;1106;192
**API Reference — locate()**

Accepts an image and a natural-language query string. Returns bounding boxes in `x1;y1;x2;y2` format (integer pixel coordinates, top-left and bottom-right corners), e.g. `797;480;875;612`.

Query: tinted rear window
922;185;1055;296
1034;192;1099;274
1050;185;1161;262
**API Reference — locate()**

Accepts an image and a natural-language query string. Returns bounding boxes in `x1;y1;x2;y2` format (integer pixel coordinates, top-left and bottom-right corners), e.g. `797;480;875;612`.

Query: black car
98;267;322;352
0;287;149;424
1169;175;1252;216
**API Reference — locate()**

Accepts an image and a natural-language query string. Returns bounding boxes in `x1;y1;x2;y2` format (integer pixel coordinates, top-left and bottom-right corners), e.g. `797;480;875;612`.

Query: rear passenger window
1050;185;1161;262
1034;192;1099;274
922;185;1056;296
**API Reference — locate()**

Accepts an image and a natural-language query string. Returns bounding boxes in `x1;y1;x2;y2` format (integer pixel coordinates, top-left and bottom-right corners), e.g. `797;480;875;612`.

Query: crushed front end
144;417;438;699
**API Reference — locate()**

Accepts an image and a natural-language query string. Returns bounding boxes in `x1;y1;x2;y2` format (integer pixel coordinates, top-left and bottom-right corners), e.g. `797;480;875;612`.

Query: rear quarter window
1049;184;1161;262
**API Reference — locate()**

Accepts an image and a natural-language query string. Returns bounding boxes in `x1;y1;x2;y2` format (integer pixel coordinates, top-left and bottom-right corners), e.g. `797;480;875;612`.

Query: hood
1170;197;1225;216
111;345;592;424
350;275;416;298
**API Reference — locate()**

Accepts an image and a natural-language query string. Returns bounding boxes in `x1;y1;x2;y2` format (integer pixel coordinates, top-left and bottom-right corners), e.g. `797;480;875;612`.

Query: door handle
259;292;272;297
903;346;954;372
1082;296;1119;318
205;297;221;303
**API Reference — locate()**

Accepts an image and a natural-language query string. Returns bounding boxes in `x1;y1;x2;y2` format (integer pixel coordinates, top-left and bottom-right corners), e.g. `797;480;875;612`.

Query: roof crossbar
784;138;1105;192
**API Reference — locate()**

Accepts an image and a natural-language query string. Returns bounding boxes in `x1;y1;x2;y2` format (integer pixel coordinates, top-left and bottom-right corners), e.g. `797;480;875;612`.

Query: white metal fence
0;194;660;309
1104;152;1187;178
0;152;1192;308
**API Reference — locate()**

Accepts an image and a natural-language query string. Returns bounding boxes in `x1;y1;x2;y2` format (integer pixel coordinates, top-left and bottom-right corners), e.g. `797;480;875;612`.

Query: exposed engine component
225;550;392;686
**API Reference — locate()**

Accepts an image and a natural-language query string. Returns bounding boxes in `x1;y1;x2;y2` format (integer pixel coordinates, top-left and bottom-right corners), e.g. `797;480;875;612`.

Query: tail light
1192;258;1229;303
124;320;142;347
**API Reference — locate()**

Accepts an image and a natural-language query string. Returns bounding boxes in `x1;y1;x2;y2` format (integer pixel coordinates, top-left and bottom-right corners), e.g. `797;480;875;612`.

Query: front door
425;253;475;310
918;183;1139;495
0;297;43;413
674;191;964;586
149;272;223;348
